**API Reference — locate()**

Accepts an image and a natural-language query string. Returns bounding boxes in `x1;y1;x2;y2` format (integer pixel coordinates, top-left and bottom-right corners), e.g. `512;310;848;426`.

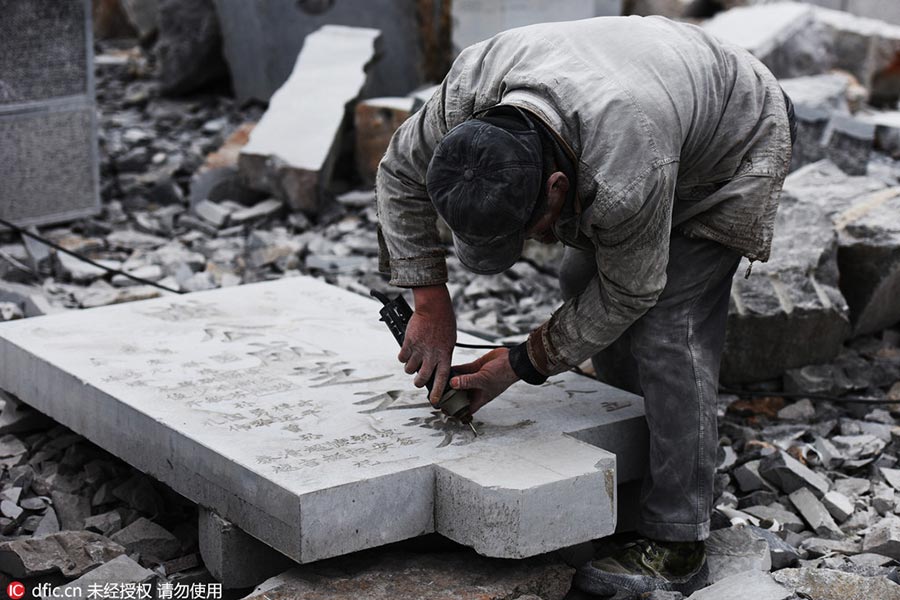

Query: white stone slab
0;276;646;563
239;25;380;213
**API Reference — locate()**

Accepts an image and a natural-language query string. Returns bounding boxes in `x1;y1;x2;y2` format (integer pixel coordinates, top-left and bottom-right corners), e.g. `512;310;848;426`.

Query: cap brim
452;231;524;275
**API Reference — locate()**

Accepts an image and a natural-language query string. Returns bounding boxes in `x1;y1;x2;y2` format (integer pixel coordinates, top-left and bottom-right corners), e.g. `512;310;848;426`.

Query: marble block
0;276;646;562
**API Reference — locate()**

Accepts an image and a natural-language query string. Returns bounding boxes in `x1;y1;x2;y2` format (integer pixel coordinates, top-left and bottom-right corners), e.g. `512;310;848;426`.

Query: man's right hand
398;284;456;406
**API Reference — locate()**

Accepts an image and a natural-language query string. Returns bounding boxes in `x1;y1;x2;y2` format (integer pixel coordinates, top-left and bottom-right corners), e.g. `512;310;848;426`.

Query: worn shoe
572;538;709;598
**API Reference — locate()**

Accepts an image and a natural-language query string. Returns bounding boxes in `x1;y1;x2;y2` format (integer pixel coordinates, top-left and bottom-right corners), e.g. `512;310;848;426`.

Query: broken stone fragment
19;496;47;512
110;517;181;562
822;490;855;523
733;460;777;494
722;173;851;382
156;0;228;96
242;549;573;600
76;281;162;309
776;398;816;422
759;451;830;498
705;525;771;584
801;536;863;558
835;186;900;336
0;531;125;578
686;569;792;600
831;433;886;460
193;200;233;229
56;253;115;284
0;302;24;322
111;264;165;288
33;507;60;537
228;199;284;225
1;500;23;520
747;526;800;570
50;490;90;531
863;515;900;559
883;467;900;491
84;510;124;537
49;554;155;599
107;229;169;252
821;114;874;176
246;229;302;269
743;504;805;533
872;482;896;516
112;475;164;516
703;3;815;68
120;0;159;40
790;487;844;539
239;26;382;215
772;566;900;600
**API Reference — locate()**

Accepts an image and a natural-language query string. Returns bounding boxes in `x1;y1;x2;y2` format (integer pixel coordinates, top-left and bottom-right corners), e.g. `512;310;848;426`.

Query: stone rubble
0;2;898;598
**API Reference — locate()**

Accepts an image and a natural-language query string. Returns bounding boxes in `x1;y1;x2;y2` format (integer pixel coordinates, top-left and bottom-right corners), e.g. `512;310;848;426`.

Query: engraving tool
371;290;478;436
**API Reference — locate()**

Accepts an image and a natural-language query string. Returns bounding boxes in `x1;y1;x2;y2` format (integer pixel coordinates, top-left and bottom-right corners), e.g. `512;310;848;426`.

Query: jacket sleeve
375;82;454;288
525;162;679;375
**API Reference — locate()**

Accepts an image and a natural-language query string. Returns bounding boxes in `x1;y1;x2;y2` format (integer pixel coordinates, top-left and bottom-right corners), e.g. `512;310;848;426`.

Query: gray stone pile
0;393;212;595
1;3;900;598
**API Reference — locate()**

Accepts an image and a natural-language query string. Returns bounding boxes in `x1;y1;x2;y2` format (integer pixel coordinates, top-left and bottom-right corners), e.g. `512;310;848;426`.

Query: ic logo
6;581;25;600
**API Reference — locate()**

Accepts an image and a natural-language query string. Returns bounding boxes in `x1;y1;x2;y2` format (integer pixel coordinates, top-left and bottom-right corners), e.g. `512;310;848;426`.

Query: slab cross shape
0;277;646;562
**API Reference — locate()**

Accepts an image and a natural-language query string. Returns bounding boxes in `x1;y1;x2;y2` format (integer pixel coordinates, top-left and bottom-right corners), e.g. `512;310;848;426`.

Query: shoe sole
573;560;709;598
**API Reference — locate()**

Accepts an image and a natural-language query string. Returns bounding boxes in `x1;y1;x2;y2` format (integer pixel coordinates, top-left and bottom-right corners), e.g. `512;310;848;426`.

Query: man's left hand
450;348;520;414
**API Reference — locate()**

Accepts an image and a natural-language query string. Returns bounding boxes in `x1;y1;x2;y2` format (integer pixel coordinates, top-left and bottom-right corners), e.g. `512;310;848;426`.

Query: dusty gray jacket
376;15;792;375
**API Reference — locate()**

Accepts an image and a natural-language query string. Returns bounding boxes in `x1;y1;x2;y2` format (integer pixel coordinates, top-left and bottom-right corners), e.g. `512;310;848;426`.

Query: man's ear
546;171;569;218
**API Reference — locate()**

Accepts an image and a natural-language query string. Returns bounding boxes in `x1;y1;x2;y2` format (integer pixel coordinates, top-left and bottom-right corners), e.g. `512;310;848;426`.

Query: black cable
719;386;899;405
0;216;184;294
455;341;514;349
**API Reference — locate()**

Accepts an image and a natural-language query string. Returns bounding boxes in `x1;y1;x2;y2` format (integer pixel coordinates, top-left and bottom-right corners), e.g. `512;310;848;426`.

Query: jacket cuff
525;323;553;376
508;342;547;385
389;256;448;288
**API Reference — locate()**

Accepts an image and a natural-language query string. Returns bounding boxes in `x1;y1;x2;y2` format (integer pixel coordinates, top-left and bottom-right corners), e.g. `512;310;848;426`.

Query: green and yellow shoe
573;538;709;598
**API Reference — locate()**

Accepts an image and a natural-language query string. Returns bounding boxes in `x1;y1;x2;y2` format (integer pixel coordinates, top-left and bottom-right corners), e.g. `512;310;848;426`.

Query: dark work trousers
559;230;741;541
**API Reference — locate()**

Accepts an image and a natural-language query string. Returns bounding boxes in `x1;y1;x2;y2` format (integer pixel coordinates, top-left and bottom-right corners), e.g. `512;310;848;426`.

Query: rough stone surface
772;567;900;600
743;504;805;533
239;26;381;214
789;487;843;539
705;525;771;583
863;515;900;559
0;531;125;578
49;554;155;599
155;0;228;95
759;451;831;498
747;526;800;570
199;508;293;589
822;490;855;523
722;169;852;382
50;490;90;531
835;186;900;335
0;277;646;563
242;548;574;600
110;517;181;561
703;3;815;61
686;569;791;600
120;0;158;40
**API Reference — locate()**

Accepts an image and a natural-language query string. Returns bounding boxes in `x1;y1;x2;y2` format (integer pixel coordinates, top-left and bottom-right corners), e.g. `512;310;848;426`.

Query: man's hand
450;348;520;414
399;284;456;405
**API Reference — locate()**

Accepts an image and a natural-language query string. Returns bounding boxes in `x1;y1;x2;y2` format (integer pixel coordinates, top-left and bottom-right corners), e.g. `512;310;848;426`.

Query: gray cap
425;113;544;275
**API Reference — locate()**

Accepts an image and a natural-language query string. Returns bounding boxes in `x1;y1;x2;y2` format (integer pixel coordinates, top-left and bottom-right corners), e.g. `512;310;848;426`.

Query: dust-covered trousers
556;90;796;542
559;231;741;542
